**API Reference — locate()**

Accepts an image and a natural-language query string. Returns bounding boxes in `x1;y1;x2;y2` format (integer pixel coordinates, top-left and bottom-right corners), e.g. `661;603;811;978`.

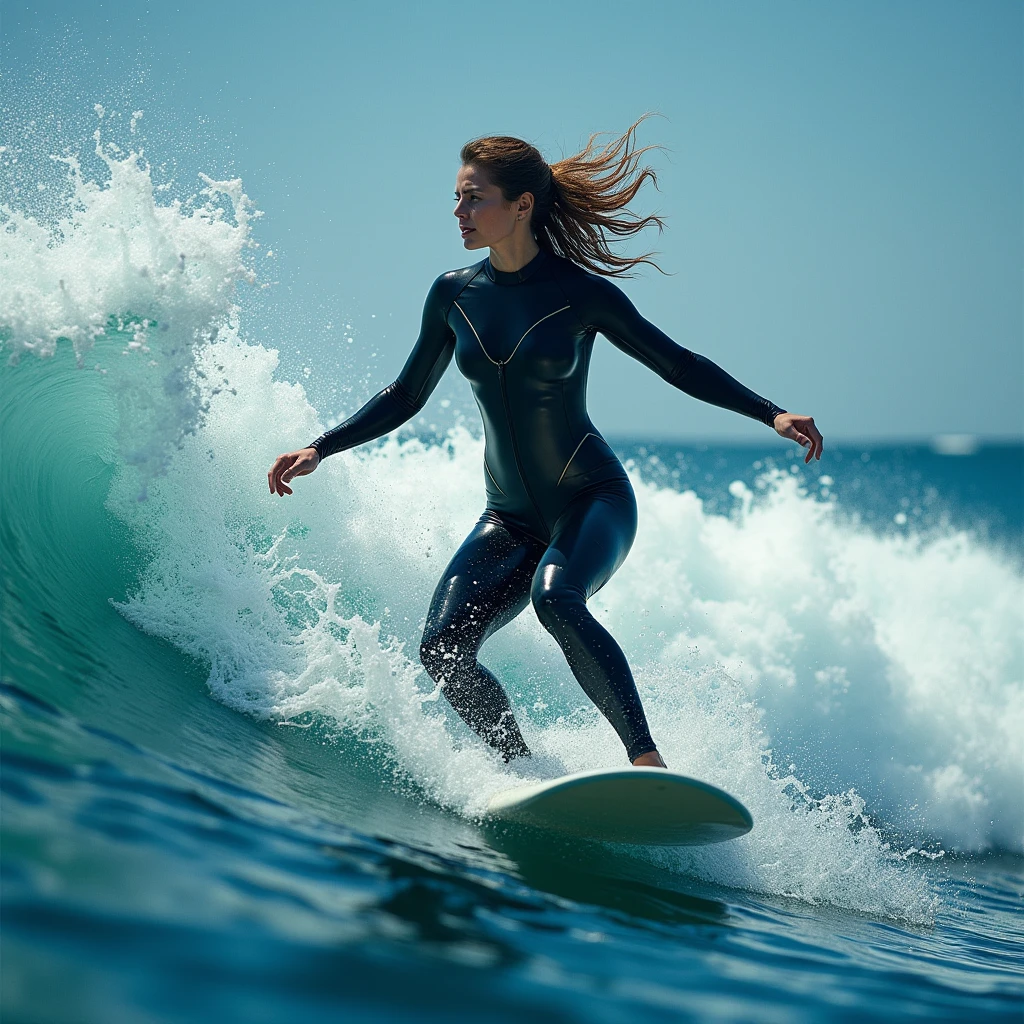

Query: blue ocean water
2;128;1022;1023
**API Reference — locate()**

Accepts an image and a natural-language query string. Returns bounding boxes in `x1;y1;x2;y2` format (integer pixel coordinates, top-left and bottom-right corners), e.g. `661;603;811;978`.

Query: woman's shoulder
434;259;488;291
420;260;488;317
546;253;629;305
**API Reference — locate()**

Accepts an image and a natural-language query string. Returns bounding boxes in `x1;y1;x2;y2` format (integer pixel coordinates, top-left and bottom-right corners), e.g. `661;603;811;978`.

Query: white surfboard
485;767;753;846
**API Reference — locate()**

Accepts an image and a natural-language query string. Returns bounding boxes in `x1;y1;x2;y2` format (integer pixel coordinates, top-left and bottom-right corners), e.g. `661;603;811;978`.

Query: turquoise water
2;135;1022;1023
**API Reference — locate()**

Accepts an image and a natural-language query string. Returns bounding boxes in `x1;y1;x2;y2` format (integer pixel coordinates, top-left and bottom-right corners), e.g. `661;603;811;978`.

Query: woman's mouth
460;226;475;237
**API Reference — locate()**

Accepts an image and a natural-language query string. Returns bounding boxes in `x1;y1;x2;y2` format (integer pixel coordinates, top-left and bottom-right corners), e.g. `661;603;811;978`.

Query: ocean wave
4;127;1021;928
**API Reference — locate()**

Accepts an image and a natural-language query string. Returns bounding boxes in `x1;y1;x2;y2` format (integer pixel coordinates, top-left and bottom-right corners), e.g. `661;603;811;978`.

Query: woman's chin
461;233;485;250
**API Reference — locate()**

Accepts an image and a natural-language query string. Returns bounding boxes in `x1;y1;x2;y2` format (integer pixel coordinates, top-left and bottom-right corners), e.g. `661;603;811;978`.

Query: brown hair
459;114;665;277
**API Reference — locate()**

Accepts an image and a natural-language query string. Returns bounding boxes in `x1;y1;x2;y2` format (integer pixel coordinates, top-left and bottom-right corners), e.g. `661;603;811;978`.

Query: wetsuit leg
530;482;657;762
420;512;545;761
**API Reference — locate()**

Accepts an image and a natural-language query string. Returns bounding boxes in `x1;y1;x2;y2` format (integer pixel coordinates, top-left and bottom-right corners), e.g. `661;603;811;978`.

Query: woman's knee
421;622;479;682
420;634;476;711
531;577;586;633
419;627;452;680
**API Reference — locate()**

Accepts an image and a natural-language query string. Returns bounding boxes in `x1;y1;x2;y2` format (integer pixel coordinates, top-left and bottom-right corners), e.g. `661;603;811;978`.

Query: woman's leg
420;512;544;761
530;484;661;764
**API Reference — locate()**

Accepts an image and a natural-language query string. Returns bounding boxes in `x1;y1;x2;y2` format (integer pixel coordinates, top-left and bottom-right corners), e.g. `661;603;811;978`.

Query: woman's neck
487;230;541;274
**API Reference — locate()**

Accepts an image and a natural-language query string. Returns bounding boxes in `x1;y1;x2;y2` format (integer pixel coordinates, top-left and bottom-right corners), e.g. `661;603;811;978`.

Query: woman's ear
517;192;535;220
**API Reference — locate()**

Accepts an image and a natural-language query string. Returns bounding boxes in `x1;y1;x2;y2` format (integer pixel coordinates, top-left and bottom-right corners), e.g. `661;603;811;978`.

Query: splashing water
1;125;258;488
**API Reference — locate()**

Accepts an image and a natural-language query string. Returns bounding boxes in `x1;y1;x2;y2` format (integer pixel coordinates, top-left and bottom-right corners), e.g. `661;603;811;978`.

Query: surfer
268;118;823;768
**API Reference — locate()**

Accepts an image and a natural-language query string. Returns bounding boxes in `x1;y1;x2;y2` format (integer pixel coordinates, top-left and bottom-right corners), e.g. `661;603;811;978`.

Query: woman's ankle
632;749;667;768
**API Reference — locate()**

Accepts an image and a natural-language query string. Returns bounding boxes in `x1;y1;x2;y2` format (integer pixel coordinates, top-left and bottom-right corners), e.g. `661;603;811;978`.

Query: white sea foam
0;126;257;488
105;332;1019;917
7;127;1022;924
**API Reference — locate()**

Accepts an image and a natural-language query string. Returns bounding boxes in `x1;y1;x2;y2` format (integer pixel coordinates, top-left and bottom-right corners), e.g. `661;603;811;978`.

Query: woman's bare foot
632;750;668;768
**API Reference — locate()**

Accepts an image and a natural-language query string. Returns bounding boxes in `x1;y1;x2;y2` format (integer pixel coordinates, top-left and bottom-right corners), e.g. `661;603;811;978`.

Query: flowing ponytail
459;114;665;277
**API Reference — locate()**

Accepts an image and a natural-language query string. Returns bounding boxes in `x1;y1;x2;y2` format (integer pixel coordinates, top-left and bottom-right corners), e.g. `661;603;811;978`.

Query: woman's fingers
781;421;809;445
279;456;297;495
268;449;320;496
790;430;812;462
269;453;297;496
798;419;823;462
277;457;294;494
777;414;824;463
807;421;824;461
268;456;283;494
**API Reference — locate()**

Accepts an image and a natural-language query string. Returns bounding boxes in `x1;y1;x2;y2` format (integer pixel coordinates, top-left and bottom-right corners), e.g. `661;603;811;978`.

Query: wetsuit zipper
497;360;545;527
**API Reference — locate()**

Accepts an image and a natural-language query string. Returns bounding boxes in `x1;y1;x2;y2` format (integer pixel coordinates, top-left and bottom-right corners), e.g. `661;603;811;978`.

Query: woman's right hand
268;447;320;496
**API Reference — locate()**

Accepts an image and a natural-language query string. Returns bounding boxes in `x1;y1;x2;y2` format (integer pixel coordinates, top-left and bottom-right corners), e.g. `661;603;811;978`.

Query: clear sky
4;0;1022;440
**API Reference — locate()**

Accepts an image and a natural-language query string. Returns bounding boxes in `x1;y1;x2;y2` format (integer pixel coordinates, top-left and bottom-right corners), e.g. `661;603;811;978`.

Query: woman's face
453;164;519;250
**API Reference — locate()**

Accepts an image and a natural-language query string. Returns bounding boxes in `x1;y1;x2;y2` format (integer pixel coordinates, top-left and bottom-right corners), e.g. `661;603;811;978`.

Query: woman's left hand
773;413;824;463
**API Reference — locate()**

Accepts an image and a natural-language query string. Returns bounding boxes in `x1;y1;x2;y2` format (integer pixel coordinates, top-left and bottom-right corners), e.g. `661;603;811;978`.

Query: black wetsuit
310;249;785;762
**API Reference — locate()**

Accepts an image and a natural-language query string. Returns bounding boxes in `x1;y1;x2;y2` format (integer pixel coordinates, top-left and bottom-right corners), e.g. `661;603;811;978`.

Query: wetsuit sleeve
575;274;786;429
308;276;457;459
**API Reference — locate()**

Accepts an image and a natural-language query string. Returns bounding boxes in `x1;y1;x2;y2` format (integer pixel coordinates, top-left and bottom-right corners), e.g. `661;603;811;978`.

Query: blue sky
4;0;1021;440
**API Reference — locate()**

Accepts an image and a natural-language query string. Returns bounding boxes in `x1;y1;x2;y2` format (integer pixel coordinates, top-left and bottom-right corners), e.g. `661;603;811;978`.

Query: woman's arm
565;271;823;461
268;275;457;496
308;275;457;459
579;274;784;426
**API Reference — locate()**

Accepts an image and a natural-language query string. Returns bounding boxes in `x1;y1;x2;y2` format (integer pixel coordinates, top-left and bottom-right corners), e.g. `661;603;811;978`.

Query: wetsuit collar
485;248;547;286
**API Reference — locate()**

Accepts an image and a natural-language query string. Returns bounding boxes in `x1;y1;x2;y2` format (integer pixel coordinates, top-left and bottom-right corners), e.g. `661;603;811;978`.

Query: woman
268;120;823;769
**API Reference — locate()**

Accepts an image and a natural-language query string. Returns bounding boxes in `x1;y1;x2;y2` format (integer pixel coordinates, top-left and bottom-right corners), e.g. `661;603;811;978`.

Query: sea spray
1;124;259;489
